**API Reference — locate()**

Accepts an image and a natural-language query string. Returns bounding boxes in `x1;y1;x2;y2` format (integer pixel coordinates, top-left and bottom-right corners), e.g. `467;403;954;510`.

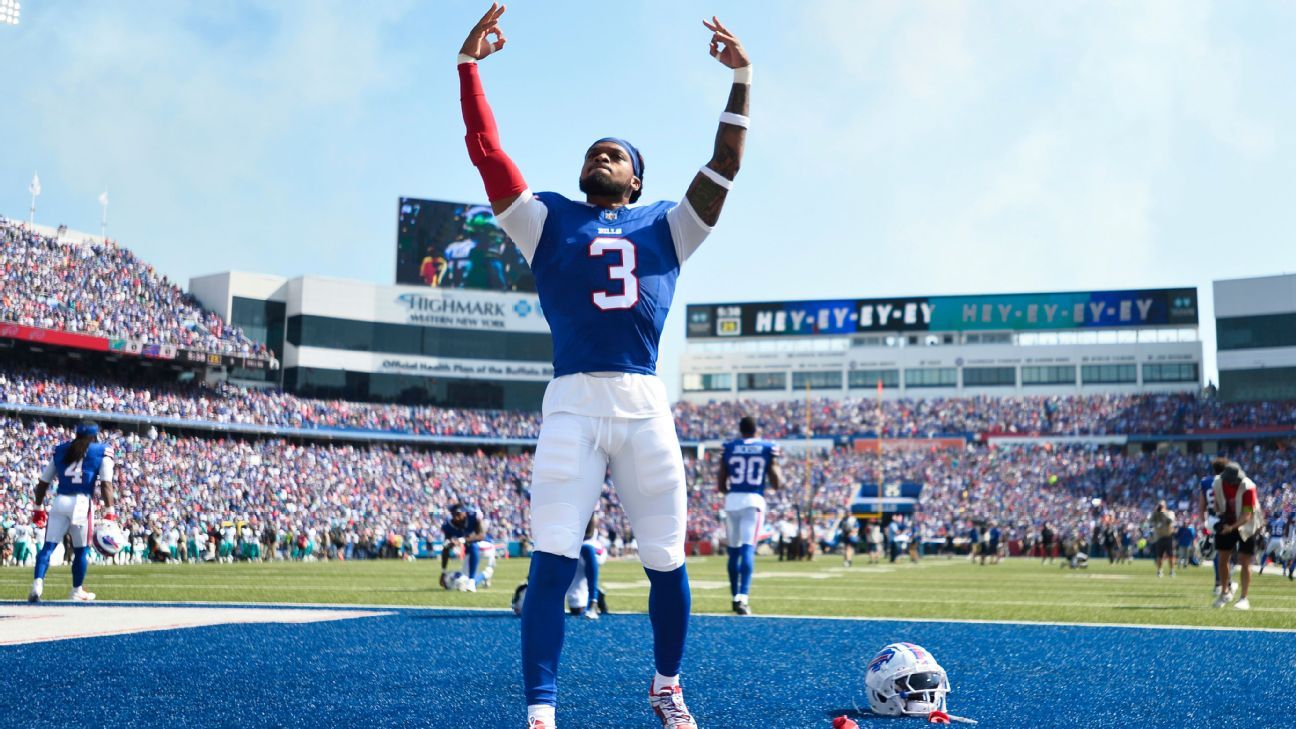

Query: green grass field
4;556;1294;630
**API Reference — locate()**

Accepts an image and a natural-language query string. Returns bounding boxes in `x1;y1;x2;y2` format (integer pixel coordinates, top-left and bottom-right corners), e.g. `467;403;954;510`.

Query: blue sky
3;1;1294;397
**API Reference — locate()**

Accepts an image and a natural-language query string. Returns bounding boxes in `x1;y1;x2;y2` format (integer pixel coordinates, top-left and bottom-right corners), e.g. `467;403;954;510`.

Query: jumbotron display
395;197;535;292
687;288;1199;338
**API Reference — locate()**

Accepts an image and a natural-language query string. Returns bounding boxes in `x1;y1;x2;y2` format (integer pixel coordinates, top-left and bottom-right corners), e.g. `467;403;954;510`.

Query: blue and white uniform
720;436;778;603
443;510;485;580
497;189;708;567
1200;475;1222;586
497;188;710;707
720;437;780;547
442;510;483;541
40;441;113;549
566;537;608;611
1200;476;1218;519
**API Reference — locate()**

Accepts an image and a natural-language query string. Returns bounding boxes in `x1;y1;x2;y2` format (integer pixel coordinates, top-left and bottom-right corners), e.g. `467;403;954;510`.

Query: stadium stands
2;216;1292;566
4;413;1292;564
3;362;1295;442
1;217;270;358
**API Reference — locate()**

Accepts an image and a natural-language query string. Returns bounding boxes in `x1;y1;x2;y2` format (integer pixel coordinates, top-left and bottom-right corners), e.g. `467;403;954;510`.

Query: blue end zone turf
1;604;1292;728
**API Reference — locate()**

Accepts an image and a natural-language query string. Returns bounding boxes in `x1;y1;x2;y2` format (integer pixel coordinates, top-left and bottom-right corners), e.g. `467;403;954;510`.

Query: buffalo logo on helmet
92;522;127;558
868;647;896;673
863;642;954;719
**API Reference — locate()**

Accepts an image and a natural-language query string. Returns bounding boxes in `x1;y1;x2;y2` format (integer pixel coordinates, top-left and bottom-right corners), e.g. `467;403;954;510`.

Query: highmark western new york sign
686;288;1197;338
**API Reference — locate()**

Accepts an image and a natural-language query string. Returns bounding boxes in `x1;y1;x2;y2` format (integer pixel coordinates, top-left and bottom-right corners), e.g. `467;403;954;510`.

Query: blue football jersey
443;512;482;540
721;438;779;494
528;193;680;377
52;441;108;497
1200;475;1217;513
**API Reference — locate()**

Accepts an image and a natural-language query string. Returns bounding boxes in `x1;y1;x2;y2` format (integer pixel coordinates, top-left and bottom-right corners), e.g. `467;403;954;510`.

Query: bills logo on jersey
869;648;896;673
599;208;619;223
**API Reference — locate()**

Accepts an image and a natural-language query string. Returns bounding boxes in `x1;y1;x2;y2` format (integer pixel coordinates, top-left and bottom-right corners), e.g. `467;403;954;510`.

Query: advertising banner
0;322;109;351
687;288;1198;338
0;322;274;369
291;345;552;382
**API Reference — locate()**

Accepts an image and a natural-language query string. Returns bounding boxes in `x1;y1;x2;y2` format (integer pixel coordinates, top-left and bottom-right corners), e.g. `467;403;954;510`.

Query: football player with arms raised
454;5;750;727
28;422;117;602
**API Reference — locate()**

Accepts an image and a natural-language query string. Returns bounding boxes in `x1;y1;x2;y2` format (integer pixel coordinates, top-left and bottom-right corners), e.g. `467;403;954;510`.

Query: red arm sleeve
458;62;528;201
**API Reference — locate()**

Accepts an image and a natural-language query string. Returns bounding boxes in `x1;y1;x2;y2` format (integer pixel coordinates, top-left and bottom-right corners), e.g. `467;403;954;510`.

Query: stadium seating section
1;217;1293;561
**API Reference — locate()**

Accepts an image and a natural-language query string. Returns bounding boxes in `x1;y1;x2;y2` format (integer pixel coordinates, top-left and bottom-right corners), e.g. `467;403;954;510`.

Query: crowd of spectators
0;416;535;562
673;394;1296;439
3;413;1291;567
4;362;1295;442
0;217;270;359
0;363;541;438
685;443;1296;558
3;215;1294;566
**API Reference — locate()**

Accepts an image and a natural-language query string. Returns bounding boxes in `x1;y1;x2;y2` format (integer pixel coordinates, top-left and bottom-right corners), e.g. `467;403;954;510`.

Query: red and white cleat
70;587;96;602
527;719;553;729
649;683;698;729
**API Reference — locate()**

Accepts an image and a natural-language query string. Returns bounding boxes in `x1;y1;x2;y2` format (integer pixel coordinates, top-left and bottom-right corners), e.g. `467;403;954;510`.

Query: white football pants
724;506;764;548
45;493;93;549
530;413;686;572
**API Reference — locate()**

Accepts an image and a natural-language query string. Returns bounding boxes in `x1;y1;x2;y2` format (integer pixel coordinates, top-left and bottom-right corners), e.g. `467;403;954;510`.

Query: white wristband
733;65;752;84
699;165;733;190
719;112;749;129
456;53;477;66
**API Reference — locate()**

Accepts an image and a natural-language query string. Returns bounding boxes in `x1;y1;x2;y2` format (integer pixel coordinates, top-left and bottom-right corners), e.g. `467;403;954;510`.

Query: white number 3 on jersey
589;237;639;310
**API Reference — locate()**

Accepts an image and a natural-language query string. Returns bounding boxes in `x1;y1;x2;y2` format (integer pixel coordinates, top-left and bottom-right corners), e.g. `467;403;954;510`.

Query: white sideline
0;604;390;646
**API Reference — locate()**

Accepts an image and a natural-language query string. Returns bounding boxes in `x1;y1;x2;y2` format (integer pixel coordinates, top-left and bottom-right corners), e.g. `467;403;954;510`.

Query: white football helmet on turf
865;642;950;716
93;522;127;557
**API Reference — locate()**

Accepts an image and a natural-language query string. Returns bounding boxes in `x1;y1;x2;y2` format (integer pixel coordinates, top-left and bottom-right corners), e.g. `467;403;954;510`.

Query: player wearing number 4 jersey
28;422;118;603
719;417;782;615
455;5;750;728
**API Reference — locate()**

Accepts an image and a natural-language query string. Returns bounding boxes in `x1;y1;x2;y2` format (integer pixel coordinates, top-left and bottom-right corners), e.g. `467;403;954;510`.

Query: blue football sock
580;543;600;608
71;546;89;588
645;564;691;678
738;544;756;596
465;542;480;579
726;547;740;597
521;551;579;706
34;541;57;581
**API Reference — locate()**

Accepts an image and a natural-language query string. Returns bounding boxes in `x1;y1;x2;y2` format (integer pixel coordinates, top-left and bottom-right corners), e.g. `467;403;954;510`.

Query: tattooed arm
686;17;751;227
668;17;751;265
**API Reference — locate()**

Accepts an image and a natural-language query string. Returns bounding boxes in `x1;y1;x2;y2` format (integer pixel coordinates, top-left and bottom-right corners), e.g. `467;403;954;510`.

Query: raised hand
461;3;508;61
703;16;749;69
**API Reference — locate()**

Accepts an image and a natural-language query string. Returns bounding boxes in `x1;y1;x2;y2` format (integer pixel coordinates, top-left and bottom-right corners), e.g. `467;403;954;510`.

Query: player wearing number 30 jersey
455;5;750;728
718;416;782;615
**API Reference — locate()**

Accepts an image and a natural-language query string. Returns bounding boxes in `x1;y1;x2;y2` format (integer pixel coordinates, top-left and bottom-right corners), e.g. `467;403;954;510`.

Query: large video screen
396;197;535;292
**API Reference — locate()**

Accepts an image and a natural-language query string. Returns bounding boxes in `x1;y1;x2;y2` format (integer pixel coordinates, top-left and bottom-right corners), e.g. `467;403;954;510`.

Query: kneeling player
441;504;487;591
566;518;608;619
